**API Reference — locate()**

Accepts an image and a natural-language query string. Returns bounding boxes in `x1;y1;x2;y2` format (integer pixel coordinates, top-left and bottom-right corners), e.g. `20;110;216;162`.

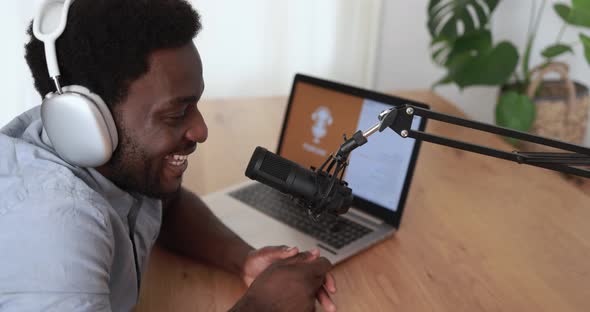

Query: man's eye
168;104;195;120
169;110;187;119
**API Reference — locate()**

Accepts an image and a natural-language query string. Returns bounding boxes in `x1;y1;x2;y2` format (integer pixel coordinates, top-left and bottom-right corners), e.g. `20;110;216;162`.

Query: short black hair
25;0;201;108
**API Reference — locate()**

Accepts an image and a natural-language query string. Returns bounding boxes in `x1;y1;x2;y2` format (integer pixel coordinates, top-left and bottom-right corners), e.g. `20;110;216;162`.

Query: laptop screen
277;75;427;227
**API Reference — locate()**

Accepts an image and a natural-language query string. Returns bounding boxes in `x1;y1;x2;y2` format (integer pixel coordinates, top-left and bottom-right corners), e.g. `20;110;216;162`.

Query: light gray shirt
0;107;162;311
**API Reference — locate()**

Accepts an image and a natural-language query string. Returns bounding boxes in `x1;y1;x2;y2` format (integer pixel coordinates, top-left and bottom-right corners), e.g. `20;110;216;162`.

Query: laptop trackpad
210;197;322;252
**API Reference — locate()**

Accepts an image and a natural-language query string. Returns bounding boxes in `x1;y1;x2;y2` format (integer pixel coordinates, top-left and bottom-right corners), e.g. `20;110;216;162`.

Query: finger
324;272;337;293
283;246;299;256
277;245;299;258
299;248;320;263
301;248;320;263
316;286;337;312
259;245;299;259
284;251;314;264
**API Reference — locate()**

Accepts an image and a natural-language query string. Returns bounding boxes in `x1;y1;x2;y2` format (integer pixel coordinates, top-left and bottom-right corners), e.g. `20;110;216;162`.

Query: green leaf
541;44;573;58
581;33;590;64
452;42;519;88
569;9;590;27
430;35;455;66
432;45;449;66
431;30;492;69
430;36;449;45
554;4;571;22
554;3;590;27
445;30;493;66
573;0;590;11
433;51;475;87
428;0;500;41
495;91;536;145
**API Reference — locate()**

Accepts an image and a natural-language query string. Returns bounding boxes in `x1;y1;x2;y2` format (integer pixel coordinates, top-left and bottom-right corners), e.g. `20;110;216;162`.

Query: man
0;0;336;311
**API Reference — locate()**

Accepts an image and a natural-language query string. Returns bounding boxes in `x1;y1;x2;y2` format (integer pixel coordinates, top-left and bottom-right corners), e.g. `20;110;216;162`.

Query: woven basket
518;62;590;152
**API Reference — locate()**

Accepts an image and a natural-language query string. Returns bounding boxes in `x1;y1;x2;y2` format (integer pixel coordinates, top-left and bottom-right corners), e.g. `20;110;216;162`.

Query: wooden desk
136;91;590;311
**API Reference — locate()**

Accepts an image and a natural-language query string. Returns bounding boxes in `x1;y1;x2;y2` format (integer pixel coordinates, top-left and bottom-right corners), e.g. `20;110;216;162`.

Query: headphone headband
33;0;74;92
31;0;118;168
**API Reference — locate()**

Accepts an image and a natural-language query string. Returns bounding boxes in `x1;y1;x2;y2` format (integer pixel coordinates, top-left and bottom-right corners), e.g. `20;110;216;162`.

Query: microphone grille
260;152;291;182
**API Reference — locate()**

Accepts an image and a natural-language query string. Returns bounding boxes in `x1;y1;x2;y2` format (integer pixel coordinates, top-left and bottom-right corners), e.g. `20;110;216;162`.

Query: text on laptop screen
280;82;421;212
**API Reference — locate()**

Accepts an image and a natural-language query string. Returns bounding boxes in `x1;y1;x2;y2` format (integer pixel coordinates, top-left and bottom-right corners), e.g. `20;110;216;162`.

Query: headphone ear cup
63;85;118;148
41;86;118;167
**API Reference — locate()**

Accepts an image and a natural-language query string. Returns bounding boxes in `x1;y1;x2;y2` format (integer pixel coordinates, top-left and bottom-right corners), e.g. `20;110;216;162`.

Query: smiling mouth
165;154;189;166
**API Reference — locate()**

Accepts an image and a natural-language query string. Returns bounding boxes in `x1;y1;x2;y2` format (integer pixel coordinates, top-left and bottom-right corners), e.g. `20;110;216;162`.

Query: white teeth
169;159;186;166
172;154;188;161
168;154;189;166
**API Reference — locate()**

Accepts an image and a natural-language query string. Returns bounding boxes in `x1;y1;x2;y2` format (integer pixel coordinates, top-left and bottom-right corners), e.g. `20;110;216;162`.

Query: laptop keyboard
229;183;373;249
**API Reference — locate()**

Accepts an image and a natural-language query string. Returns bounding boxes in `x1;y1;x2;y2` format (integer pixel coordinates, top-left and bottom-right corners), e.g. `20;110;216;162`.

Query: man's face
97;43;207;198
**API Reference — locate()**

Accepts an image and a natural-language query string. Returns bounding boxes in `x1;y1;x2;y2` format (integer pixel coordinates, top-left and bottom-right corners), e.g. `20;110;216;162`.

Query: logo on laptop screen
311;106;333;144
302;106;332;157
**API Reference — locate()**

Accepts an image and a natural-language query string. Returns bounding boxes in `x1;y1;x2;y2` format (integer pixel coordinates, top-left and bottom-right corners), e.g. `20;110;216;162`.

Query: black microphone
245;146;353;216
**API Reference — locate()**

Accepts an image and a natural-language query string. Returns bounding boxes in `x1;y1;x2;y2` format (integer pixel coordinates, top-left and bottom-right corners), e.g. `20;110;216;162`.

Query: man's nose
186;113;208;143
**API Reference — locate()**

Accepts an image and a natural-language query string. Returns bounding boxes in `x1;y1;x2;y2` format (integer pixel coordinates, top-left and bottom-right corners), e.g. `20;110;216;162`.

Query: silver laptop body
203;74;427;264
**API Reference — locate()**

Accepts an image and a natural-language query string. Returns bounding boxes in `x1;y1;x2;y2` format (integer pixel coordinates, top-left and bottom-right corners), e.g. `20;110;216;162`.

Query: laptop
203;74;428;264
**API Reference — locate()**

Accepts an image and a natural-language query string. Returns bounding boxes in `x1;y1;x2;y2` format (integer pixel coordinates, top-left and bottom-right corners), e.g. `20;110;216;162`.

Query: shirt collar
86;168;139;221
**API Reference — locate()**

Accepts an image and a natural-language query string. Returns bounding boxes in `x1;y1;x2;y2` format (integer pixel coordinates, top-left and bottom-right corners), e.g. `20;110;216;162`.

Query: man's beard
105;130;168;199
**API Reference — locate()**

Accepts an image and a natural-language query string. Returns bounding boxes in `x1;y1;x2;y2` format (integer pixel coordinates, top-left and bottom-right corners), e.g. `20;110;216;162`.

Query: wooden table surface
136;91;590;312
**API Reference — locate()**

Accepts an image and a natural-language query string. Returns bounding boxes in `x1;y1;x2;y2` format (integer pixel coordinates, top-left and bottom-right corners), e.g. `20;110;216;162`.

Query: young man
0;1;336;311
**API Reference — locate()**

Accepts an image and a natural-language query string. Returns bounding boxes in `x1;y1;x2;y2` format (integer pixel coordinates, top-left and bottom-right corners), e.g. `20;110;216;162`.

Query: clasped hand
238;246;337;312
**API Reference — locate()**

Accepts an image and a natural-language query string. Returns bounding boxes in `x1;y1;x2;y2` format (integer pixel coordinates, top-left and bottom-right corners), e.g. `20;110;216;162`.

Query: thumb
258;245;299;260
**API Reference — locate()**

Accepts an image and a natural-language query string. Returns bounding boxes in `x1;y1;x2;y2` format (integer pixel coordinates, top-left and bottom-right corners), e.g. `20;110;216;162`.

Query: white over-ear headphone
33;0;118;167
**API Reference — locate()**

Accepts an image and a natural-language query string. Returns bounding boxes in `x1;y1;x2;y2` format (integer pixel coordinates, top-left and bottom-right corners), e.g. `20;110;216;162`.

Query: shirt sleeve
0;192;114;311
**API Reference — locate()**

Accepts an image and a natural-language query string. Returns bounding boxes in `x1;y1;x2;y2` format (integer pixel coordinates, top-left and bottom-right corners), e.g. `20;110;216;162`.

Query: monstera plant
428;0;590;143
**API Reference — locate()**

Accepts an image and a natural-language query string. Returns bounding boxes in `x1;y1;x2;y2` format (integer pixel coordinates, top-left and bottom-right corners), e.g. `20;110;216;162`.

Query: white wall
192;0;382;99
374;0;590;145
1;0;381;127
0;1;39;127
4;0;589;147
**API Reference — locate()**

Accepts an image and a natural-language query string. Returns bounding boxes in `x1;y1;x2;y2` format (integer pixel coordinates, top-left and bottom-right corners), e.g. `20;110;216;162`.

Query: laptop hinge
345;208;384;226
